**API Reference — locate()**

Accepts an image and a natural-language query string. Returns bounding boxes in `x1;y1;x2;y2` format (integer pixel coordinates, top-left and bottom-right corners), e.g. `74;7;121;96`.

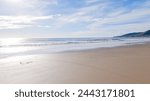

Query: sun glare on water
0;38;30;54
0;38;23;46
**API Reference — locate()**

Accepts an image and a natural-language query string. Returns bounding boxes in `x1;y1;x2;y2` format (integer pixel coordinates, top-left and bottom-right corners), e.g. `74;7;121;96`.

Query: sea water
0;37;150;59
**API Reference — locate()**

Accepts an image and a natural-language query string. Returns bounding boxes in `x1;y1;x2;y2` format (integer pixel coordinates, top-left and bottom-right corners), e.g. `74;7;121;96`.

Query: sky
0;0;150;38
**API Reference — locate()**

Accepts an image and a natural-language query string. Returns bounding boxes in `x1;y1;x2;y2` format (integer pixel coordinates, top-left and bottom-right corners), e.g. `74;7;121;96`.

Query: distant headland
117;30;150;37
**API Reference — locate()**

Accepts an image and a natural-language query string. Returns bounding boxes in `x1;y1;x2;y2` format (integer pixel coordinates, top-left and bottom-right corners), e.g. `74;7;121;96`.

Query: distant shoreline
60;41;150;53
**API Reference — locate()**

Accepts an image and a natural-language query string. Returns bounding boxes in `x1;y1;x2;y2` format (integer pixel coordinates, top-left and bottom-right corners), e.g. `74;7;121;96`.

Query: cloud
51;0;150;37
0;0;150;37
0;15;53;29
53;1;109;28
84;1;150;36
85;0;100;5
0;0;58;15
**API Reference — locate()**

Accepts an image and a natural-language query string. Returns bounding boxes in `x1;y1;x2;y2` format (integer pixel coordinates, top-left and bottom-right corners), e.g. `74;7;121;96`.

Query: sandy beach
0;44;150;84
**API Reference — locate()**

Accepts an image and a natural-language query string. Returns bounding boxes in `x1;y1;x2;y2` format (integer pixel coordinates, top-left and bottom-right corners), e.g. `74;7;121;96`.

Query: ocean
0;37;150;59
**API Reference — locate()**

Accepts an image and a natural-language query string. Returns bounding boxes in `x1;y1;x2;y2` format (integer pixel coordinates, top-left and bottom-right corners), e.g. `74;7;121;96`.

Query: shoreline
60;42;150;54
0;42;150;60
0;43;150;83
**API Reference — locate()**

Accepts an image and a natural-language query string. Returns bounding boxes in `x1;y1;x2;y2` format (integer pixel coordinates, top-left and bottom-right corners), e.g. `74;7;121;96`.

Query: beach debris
20;61;32;65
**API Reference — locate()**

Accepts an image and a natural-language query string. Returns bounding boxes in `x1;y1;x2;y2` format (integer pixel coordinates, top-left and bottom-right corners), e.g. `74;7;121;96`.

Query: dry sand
0;44;150;84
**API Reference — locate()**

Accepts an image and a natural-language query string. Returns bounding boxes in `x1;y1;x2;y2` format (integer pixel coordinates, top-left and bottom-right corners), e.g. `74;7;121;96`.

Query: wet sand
0;44;150;84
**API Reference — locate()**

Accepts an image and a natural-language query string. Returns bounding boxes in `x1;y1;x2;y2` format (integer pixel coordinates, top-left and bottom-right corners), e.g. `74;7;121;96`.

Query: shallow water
0;37;150;59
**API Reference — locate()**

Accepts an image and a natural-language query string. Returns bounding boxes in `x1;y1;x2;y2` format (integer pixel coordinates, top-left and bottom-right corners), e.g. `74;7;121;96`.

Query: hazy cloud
0;15;53;29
